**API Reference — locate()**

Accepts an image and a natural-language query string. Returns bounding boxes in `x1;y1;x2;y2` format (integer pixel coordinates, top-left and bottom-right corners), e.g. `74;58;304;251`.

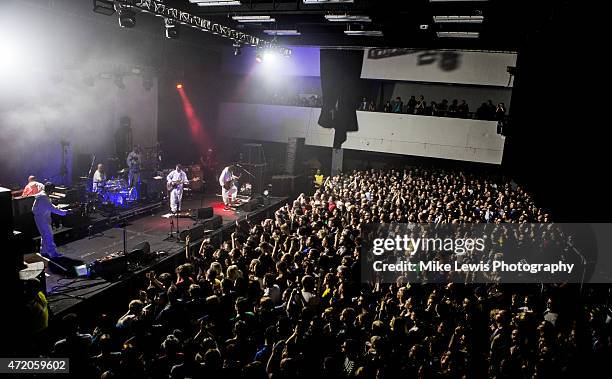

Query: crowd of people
361;96;507;121
248;93;322;108
44;168;610;378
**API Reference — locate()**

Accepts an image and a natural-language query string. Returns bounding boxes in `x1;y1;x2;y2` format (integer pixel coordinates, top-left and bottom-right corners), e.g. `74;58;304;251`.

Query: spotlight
115;4;136;28
233;43;242;56
176;83;183;89
164;18;179;39
114;74;126;90
263;51;277;63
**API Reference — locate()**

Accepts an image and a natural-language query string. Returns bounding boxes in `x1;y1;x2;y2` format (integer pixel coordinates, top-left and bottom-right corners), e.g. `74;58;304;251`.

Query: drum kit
101;180;138;207
96;172;138;208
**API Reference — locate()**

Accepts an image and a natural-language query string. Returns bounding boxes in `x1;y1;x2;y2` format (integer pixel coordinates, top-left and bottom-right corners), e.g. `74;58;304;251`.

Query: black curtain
318;49;366;148
502;1;605;222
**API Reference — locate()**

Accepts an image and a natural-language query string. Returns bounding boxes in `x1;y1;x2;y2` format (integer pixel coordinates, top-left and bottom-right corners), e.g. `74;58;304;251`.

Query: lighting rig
93;0;292;57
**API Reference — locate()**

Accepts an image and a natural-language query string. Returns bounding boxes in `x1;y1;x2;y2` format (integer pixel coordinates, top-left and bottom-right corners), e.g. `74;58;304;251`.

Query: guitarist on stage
219;165;240;211
166;164;189;213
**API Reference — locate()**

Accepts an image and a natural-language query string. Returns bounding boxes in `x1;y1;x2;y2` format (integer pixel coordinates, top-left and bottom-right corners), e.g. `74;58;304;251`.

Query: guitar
167;177;200;191
222;175;240;190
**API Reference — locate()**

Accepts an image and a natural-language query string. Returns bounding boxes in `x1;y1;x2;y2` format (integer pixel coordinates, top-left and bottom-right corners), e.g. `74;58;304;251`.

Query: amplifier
188;165;203;192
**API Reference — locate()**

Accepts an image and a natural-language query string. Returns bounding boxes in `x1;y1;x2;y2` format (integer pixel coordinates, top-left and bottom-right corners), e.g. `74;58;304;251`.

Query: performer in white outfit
32;182;67;258
92;164;106;193
21;175;45;197
166;164;188;213
126;146;142;188
219;165;240;210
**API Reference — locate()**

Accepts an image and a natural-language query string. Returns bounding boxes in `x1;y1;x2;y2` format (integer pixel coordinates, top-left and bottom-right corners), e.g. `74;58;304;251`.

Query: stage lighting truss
109;0;291;57
233;42;242;56
115;3;136;28
164;18;179;39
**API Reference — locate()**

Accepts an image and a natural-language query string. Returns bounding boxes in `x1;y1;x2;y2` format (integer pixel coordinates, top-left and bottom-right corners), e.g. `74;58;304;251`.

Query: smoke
0;0;158;186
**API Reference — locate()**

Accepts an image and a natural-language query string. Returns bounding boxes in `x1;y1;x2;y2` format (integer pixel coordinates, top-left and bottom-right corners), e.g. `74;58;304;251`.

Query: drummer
93;164;106;192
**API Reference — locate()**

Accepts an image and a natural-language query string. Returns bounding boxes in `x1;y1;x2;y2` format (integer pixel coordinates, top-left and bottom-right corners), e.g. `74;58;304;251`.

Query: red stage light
176;83;183;89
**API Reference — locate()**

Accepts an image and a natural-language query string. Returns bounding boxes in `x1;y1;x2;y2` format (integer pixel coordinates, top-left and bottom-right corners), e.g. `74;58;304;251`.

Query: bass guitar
167;177;200;191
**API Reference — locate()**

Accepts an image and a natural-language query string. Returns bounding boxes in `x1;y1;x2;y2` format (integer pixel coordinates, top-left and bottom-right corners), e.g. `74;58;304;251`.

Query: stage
23;194;287;318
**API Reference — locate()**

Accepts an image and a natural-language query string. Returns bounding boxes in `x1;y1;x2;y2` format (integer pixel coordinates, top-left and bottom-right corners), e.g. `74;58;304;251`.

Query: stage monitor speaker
179;223;206;242
242;196;262;212
196;207;213;220
131;241;150;256
89;254;128;279
203;214;223;230
128;241;150;263
1;188;13;241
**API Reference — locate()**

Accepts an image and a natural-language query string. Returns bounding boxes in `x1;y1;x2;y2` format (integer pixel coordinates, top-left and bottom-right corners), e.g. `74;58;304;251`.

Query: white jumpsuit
166;170;188;212
219;166;237;206
32;192;67;258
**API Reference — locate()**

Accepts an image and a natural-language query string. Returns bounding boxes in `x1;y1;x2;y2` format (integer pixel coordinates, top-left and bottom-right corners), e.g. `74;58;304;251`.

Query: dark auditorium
0;0;609;378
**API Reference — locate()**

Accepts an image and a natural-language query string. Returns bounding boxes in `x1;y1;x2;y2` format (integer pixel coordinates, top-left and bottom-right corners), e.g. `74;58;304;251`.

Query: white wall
361;49;517;87
218;103;505;164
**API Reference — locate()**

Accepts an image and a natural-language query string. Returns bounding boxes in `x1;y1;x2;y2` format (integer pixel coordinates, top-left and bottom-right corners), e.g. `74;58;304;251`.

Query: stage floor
23;194;287;317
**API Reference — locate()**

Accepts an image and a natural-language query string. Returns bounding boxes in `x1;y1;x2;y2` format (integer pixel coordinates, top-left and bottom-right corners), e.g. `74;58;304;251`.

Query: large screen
361;49;517;87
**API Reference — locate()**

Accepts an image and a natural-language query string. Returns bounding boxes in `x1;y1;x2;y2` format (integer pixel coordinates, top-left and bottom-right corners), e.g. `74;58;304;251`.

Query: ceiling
167;0;567;51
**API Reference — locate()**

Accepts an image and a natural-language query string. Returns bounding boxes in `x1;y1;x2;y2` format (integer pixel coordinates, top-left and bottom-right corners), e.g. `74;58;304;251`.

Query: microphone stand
235;164;255;179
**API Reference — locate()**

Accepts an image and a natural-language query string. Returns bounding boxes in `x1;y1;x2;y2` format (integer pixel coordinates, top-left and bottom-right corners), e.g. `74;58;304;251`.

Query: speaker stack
240;143;267;194
0;187;21;281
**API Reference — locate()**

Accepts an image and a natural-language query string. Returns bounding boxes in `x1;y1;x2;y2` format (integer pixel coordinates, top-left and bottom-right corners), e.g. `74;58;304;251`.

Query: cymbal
117;168;128;174
153;176;163;180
